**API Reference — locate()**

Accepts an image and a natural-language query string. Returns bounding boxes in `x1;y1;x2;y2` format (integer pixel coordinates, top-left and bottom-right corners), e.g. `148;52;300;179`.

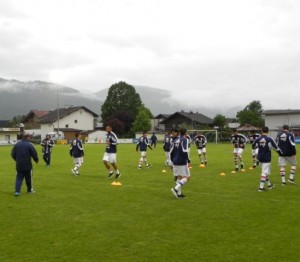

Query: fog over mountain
0;78;240;120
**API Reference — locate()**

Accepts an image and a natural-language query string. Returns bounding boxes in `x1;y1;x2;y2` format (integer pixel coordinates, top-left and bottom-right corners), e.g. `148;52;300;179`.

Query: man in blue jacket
11;132;39;196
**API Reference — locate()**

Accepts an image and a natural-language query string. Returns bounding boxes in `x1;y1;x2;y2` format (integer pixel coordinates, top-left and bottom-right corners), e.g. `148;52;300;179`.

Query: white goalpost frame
187;129;218;144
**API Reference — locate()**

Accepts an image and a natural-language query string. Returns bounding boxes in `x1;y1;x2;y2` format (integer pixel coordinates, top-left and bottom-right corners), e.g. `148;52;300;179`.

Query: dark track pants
15;170;33;193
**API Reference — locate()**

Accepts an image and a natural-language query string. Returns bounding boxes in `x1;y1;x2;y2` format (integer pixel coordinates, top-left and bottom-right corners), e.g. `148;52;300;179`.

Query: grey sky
1;0;300;114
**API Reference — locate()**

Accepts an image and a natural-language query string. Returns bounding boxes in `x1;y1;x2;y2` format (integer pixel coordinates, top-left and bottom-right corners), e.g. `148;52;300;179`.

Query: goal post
187;129;218;144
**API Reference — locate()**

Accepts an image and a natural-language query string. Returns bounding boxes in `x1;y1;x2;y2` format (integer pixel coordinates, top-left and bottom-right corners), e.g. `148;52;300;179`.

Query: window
65;124;69;128
74;120;78;124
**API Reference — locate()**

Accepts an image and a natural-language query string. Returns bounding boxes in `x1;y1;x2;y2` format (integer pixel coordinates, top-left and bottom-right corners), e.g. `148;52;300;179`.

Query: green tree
101;81;142;122
236;100;264;127
213;114;226;130
131;106;152;132
7;115;26;127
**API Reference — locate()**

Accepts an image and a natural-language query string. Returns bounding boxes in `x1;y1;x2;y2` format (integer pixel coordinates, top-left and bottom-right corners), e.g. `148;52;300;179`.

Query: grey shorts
173;165;190;177
278;156;297;166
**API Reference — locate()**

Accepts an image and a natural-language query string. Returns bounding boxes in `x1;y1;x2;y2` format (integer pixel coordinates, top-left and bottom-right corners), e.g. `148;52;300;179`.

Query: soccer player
163;130;172;167
252;126;281;192
186;132;192;167
70;133;84;176
170;128;191;198
11;132;39;196
231;128;247;172
276;125;297;185
40;134;54;167
194;132;208;166
248;131;260;168
136;131;152;169
150;132;158;148
103;125;121;179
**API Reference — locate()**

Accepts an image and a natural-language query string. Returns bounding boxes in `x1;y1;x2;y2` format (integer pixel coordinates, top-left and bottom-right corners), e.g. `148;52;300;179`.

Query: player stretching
231;128;247;172
194;132;208;166
248;131;260;168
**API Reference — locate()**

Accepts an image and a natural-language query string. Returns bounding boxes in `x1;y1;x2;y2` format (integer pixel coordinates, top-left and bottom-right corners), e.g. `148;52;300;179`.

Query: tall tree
213;114;226;130
131;106;152;132
101;81;142;122
236;100;264;127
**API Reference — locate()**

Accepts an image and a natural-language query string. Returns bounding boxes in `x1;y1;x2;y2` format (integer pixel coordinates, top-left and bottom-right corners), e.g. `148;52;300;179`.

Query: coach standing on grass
11;132;39;196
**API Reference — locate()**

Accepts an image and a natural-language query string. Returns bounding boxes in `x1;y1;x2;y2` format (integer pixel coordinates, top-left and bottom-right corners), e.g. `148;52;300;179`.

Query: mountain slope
0;78;238;120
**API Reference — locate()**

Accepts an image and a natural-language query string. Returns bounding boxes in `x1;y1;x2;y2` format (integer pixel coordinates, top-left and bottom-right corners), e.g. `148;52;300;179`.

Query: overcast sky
1;0;300;114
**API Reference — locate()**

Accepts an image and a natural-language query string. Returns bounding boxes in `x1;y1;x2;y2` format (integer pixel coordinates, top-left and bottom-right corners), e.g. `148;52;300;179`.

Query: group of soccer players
230;125;297;192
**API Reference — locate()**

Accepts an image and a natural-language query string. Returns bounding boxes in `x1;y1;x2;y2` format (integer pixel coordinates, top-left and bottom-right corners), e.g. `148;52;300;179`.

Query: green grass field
0;142;299;262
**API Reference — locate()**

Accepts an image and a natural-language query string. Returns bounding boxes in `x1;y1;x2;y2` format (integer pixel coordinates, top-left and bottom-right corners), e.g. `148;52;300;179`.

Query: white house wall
265;114;300;130
40;109;95;138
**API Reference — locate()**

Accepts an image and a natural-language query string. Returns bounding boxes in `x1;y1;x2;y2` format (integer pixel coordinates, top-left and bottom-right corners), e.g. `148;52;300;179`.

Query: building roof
237;124;260;131
263;109;300;115
23;110;50;122
154;114;170;119
162;111;213;125
0;120;9;128
39;106;99;123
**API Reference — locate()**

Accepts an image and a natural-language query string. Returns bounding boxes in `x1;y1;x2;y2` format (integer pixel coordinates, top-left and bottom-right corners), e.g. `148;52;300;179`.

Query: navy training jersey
252;135;280;163
231;133;247;149
194;135;207;149
70;138;84;158
276;131;296;156
136;136;151;152
163;134;171;152
248;133;260;144
170;135;189;165
105;131;118;153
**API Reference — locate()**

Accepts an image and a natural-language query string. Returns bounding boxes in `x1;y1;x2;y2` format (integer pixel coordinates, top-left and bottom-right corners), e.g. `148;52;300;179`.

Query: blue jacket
11;139;39;171
252;135;280;163
70;138;84;157
170;136;189;165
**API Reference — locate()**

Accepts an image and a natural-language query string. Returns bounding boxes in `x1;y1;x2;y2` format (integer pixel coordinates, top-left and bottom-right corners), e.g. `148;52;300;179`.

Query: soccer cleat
115;173;121;179
288;179;296;184
146;164;151;168
71;168;76;175
268;184;274;190
108;172;114;178
282;182;286;186
138;166;142;169
178;194;187;198
171;188;179;198
258;188;266;192
14;192;20;196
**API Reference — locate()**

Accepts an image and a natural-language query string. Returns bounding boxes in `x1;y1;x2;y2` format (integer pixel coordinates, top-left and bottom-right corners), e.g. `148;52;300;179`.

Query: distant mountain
0;78;101;119
0;78;239;120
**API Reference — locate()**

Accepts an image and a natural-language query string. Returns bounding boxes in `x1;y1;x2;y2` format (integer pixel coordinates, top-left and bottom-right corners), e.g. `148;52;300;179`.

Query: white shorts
233;148;244;155
252;148;258;156
173;165;190;177
140;151;147;157
261;162;271;175
103;152;117;163
197;148;206;154
73;157;84;165
278;156;297;166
